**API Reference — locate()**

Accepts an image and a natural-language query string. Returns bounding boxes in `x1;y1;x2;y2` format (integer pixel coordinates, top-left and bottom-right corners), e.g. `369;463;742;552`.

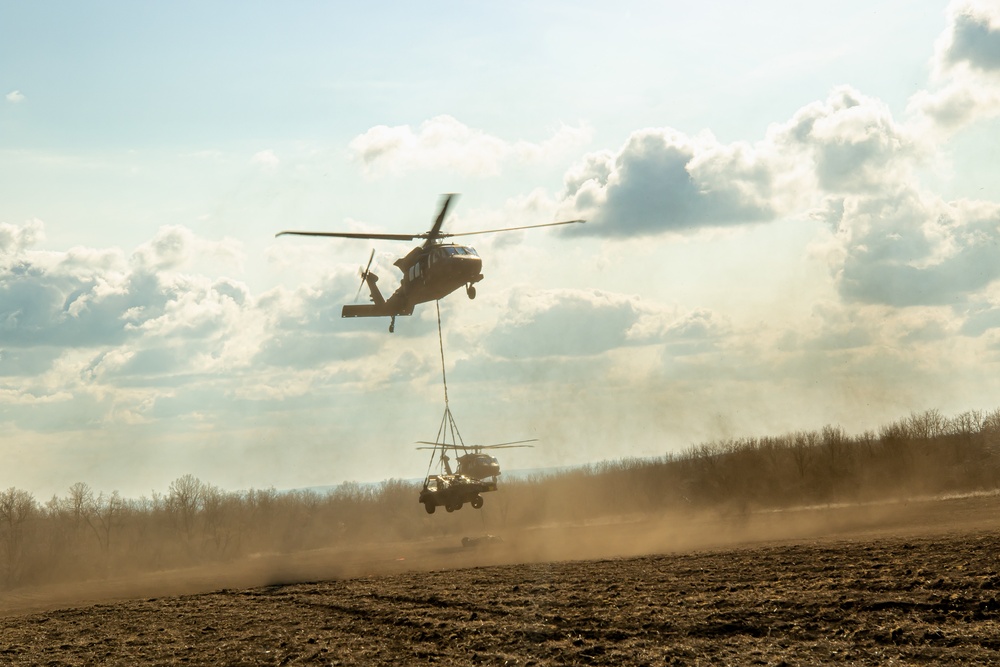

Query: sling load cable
438;300;491;534
424;299;465;478
429;300;493;536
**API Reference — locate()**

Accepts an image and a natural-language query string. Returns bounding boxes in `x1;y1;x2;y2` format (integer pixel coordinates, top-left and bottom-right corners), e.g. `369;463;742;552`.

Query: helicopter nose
458;254;482;278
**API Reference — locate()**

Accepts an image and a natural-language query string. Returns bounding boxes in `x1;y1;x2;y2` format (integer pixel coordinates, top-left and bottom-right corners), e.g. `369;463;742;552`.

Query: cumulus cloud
0;222;266;415
251;149;280;169
960;309;998;337
907;80;1000;134
552;62;996;313
349;115;591;176
5;90;24;103
813;189;1000;307
131;225;244;273
0;219;45;252
482;288;729;361
484;289;641;358
559;87;915;237
775;87;917;193
909;1;1000;134
0;220;415;454
939;1;1000;72
250;270;390;374
559;130;779;237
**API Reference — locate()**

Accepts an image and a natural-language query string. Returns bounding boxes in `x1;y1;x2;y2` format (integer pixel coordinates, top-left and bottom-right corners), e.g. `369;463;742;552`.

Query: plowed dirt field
3;494;1000;665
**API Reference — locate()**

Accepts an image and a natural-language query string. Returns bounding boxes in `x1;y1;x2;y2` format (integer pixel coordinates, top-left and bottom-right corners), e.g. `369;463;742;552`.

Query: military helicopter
276;194;583;332
416;439;537;483
416;438;536;514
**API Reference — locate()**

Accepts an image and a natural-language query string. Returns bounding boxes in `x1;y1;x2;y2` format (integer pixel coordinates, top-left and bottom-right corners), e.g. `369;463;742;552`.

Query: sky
2;0;1000;498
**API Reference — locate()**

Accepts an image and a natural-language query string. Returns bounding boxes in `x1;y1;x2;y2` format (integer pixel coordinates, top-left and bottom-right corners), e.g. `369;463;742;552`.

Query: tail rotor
355;248;376;301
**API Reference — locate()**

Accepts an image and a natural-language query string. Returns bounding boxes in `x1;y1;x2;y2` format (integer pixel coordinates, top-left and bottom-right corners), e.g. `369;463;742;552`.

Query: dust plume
1;407;998;615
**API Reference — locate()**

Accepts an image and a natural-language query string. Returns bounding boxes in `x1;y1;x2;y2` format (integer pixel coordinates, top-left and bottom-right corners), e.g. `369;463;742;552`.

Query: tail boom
342;304;396;318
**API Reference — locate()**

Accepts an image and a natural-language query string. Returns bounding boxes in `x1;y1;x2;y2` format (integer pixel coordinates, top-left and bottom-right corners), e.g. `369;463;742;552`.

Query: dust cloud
1;486;993;618
2;408;998;616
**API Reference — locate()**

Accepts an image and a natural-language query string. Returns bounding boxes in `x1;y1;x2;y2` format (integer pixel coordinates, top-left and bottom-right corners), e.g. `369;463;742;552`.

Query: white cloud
5;90;24;103
485;288;639;358
131;225;244;273
0;218;45;253
0;221;257;382
909;1;1000;135
775;87;917;193
348;115;591;177
481;288;730;360
2;220;398;425
250;149;280;169
938;0;1000;73
558;129;781;237
907;79;1000;134
813;189;1000;307
558;87;914;238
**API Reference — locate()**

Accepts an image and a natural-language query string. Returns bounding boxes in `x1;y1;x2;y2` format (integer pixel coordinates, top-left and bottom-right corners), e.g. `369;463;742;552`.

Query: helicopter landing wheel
445;504;456;513
424;502;435;514
466;284;476;300
389;316;395;333
471;495;484;509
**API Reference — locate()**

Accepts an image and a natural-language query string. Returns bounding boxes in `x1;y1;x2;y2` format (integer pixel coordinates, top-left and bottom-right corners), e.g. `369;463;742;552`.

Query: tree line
2;408;999;589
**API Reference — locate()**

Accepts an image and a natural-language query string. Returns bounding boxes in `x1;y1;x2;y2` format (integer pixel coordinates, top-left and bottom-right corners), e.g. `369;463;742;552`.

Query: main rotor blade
439;219;584;239
415;439;538;451
422;193;458;249
276;230;418;241
477;443;537;450
416;441;460;449
478;439;538;447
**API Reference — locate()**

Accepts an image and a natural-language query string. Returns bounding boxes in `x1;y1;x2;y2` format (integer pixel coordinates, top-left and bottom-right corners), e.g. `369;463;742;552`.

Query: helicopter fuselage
342;243;483;330
395;243;483;304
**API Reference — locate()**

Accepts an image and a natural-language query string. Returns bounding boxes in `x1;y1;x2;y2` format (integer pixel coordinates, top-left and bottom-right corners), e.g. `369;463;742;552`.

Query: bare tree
0;488;36;587
822;425;848;469
909;409;946;440
790;431;815;481
64;482;94;528
87;491;123;557
201;483;239;556
168;474;204;540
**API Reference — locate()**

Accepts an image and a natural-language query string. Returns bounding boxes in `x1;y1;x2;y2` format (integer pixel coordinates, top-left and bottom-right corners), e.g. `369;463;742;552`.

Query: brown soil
3;494;1000;665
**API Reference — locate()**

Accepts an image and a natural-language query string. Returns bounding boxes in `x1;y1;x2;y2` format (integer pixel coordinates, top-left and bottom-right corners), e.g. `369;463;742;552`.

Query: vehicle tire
446;504;455;512
424;503;435;514
471;495;484;509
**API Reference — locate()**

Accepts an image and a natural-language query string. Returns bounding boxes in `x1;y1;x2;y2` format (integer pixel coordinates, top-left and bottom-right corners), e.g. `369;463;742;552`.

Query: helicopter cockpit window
466;247;478;256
